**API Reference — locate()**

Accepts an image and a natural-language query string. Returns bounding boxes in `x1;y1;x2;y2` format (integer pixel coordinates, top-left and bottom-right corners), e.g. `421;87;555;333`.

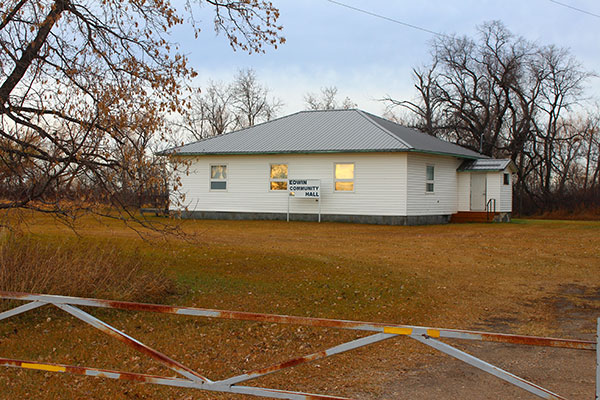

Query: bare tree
381;62;443;136
231;68;282;128
579;111;600;192
383;20;593;214
179;68;282;141
182;81;237;140
531;45;590;199
304;86;357;110
0;0;283;228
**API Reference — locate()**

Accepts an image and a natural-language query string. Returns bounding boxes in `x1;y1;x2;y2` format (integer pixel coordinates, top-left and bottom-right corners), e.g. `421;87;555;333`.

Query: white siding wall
500;172;513;212
485;171;513;212
173;152;408;216
457;172;471;211
486;172;500;211
406;154;461;215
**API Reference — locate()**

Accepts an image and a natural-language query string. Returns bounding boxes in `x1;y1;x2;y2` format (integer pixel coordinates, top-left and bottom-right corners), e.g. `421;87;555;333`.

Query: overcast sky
172;0;600;116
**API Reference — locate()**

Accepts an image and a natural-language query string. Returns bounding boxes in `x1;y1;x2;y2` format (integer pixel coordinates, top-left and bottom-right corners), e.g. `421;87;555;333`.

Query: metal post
596;317;599;400
287;194;290;222
318;198;321;223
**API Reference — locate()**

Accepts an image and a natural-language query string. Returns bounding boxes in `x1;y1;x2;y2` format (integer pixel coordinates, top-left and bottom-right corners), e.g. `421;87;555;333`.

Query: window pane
503;173;510;185
210;181;227;190
426;182;434;192
270;164;288;179
335;181;354;191
270;181;287;191
211;165;227;179
335;163;354;180
426;165;434;181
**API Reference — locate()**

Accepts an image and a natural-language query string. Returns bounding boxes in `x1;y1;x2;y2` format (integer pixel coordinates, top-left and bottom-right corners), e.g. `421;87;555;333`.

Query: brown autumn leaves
0;0;284;229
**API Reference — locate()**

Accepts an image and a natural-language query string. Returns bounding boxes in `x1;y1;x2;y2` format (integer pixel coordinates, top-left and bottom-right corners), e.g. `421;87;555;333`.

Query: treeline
0;130;170;211
176;69;357;141
179;69;283;140
3;12;597;218
383;21;599;215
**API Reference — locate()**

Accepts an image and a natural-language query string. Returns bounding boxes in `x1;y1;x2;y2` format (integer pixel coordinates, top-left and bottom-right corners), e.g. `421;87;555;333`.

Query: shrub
0;234;176;303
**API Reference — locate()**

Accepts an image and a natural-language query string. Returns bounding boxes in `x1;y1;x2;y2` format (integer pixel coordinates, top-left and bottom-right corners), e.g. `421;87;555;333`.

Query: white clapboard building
164;109;515;225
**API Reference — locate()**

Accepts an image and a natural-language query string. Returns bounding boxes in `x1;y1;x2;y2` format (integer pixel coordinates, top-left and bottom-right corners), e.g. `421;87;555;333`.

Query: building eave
163;148;484;159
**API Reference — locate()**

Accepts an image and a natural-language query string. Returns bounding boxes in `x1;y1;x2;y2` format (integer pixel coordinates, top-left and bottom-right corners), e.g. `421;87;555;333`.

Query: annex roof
164;109;483;159
458;158;515;172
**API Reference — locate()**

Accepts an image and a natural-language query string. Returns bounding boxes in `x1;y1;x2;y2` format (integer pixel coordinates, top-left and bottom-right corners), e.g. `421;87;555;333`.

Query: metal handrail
486;198;497;221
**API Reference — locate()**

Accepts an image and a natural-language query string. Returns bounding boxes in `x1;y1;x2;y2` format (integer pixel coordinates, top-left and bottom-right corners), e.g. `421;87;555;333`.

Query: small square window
270;164;288;190
335;163;355;191
210;181;227;190
426;165;434;181
426;165;434;192
210;165;227;190
503;173;510;185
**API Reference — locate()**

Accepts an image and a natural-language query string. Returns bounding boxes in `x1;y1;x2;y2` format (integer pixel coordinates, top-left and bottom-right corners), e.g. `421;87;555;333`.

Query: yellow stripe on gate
383;327;413;335
22;362;66;373
426;329;441;338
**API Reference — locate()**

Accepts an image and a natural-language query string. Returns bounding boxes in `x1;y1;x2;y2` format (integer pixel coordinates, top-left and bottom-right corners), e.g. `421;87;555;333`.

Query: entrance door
470;173;487;211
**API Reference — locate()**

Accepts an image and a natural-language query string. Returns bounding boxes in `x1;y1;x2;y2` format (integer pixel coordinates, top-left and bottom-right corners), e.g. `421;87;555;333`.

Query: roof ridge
355;109;413;149
361;110;487;158
296;108;358;113
161;108;485;159
163;109;374;154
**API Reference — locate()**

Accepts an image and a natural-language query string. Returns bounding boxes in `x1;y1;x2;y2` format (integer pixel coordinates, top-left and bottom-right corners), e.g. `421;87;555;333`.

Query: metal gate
0;291;597;399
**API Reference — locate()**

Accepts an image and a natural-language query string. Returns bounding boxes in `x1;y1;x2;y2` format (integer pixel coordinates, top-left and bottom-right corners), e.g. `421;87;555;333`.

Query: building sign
288;179;320;198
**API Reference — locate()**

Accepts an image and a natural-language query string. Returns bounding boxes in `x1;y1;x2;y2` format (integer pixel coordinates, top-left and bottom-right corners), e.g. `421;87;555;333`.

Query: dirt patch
379;284;598;400
551;284;600;333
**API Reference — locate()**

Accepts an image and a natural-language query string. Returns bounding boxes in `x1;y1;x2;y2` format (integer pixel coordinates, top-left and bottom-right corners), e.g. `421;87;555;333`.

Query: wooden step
450;211;498;223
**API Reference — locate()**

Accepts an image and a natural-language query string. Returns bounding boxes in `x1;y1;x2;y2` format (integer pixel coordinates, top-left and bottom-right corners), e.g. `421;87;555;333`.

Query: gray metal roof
458;158;515;172
164;109;484;159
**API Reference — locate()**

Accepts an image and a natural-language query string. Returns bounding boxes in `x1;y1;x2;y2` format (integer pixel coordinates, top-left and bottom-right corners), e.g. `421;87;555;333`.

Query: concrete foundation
177;210;451;226
493;212;512;223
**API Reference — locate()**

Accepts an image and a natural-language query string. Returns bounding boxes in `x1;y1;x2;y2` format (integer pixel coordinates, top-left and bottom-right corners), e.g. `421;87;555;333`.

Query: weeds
0;234;176;303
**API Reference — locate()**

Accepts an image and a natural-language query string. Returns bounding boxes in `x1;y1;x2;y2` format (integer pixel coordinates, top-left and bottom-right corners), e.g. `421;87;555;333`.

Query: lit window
426;165;434;192
210;165;227;190
335;163;354;191
503;173;510;185
270;164;288;190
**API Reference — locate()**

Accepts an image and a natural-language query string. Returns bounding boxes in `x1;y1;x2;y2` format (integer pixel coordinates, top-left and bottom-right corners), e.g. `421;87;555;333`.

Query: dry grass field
0;213;598;399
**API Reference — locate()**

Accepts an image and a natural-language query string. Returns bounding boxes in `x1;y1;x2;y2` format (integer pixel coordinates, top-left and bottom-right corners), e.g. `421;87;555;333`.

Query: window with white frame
335;163;354;191
270;164;288;190
210;165;227;190
426;165;434;192
503;173;510;185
